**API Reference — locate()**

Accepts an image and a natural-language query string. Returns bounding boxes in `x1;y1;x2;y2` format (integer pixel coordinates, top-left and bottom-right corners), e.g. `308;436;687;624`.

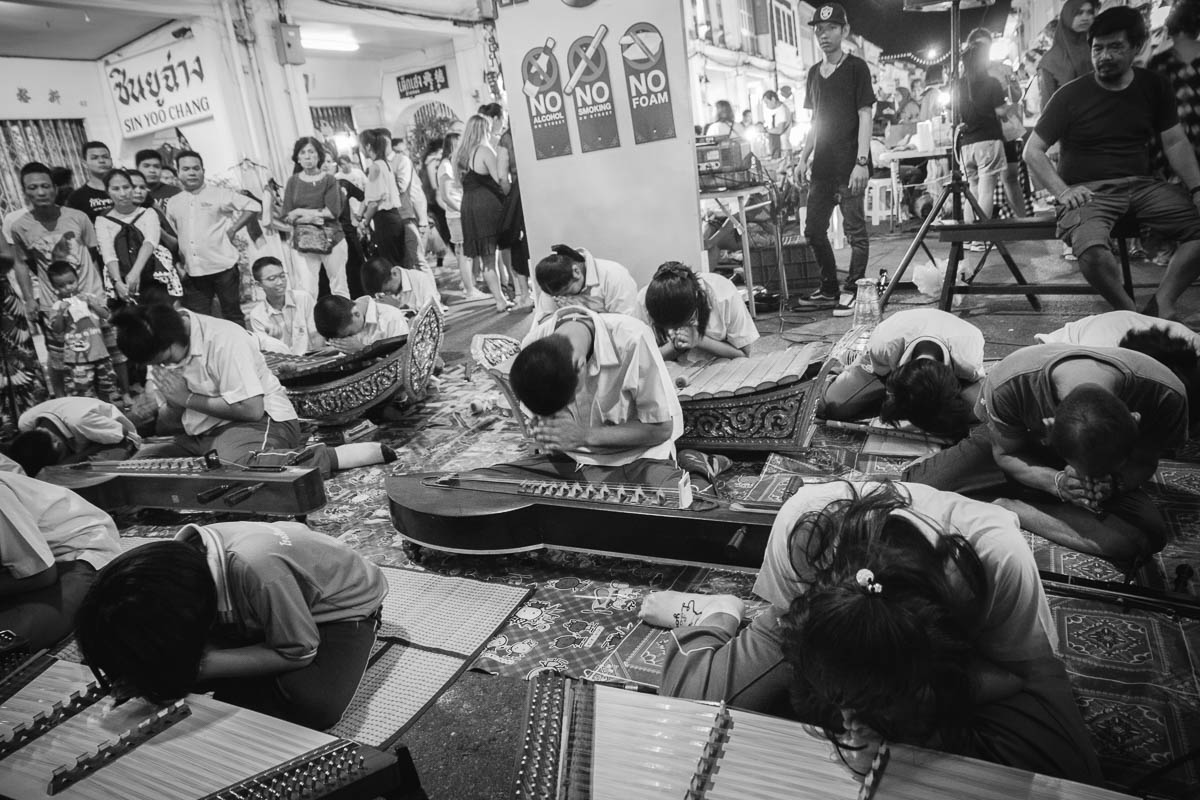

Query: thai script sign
107;41;214;138
396;66;450;99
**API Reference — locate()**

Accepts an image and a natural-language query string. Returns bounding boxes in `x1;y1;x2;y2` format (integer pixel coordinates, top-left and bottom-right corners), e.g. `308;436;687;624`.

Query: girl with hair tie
634;261;758;361
639;480;1102;784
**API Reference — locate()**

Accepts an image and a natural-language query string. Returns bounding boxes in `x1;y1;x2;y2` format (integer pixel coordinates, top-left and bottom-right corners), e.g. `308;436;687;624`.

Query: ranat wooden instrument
513;674;1135;800
387;472;773;568
667;345;822;453
0;654;403;800
38;453;326;515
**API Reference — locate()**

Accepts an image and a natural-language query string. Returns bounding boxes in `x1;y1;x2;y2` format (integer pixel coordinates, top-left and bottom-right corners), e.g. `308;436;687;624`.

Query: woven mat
331;566;531;748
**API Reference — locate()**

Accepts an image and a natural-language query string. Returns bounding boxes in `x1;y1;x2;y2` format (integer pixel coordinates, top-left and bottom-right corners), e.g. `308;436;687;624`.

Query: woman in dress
455;114;510;312
282;137;347;299
438;133;488;304
479;103;532;310
357;129;408;274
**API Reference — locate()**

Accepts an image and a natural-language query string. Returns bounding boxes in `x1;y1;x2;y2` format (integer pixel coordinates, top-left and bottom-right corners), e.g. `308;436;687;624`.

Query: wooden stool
932;214;1151;312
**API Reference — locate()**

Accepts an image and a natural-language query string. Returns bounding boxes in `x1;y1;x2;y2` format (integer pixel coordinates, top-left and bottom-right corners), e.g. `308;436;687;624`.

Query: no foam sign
619;22;676;144
521;39;573;160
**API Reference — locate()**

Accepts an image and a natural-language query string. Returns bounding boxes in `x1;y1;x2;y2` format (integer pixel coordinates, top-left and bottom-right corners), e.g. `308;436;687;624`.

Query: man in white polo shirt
531;244;638;323
165;150;259;327
480;307;683;488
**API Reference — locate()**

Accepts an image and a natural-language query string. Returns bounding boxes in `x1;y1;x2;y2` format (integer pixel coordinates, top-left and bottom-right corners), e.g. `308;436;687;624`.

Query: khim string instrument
0;654;404;799
38;452;326;515
387;472;773;568
513;674;1135;800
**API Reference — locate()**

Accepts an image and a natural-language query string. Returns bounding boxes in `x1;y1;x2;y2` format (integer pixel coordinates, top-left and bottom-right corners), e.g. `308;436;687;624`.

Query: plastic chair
865;177;894;227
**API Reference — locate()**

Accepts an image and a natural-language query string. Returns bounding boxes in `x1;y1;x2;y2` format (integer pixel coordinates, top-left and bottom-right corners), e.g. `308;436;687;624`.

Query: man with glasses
1025;5;1200;321
245;256;322;356
531;244;638;323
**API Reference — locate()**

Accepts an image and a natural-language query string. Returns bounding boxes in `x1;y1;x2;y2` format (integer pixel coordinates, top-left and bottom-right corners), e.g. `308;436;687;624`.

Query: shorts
1057;177;1200;258
447;216;464;245
959;140;1007;183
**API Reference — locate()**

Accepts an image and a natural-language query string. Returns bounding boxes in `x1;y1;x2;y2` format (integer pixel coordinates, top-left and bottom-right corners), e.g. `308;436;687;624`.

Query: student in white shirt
0;471;120;649
360;256;443;314
823;308;986;439
312;294;410;353
10;397;141;476
634;262;758;361
532;244;638;323
245;256;322;356
114;304;394;472
481;308;685;489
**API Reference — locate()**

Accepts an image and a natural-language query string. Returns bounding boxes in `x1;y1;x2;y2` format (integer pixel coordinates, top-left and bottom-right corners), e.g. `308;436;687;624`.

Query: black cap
810;3;849;26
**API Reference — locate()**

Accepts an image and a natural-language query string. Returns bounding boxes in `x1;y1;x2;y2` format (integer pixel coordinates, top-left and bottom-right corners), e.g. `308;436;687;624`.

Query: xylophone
667;344;823;453
387;472;773;568
38;454;327;515
265;303;444;427
513;674;1136;800
0;654;404;800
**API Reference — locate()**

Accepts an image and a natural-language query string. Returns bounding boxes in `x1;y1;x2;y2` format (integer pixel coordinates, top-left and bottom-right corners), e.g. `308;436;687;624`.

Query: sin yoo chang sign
106;41;215;138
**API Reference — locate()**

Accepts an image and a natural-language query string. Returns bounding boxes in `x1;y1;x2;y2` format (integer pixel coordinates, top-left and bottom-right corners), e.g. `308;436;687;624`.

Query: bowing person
639;480;1101;784
8;396;141;476
475;306;687;490
531;244;638;323
0;470;120;649
822;308;986;440
634;261;759;361
312;294;410;354
905;344;1187;560
113;304;391;473
76;521;387;729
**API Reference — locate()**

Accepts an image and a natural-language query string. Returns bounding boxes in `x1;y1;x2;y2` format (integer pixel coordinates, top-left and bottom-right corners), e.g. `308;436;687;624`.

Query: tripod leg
962;186;1043;312
880;184;954;309
940;242;964;310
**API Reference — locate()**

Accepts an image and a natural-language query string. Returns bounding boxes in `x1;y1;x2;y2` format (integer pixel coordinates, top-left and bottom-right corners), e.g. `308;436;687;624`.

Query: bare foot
638;591;745;629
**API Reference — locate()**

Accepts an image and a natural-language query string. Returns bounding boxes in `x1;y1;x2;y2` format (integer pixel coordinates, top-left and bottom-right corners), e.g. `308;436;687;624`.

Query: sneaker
831;292;856;317
965;241;988;253
794;288;838;308
461;290;491;303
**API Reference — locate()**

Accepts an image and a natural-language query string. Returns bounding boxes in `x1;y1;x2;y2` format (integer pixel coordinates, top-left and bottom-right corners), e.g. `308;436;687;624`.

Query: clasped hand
530;413;588;453
669;325;700;352
1058;466;1114;513
837;709;884;781
153;368;190;408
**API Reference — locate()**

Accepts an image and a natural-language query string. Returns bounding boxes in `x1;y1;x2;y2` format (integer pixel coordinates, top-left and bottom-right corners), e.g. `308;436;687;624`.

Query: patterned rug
101;360;1200;793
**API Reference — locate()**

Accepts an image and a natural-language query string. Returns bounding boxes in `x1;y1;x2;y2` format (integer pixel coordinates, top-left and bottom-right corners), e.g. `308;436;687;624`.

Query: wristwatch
855;156;868;167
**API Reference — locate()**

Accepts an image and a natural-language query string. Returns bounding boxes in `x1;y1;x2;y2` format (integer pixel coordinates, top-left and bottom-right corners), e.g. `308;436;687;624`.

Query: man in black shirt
135;149;182;211
64;141;114;222
795;3;874;316
1025;6;1200;320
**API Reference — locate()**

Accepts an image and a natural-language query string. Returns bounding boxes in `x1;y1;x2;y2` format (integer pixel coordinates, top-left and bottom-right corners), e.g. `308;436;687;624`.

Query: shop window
0;118;88;217
311;106;356;137
773;2;797;47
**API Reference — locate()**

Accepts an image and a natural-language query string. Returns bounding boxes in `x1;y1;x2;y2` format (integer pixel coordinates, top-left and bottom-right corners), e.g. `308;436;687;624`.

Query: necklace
820;52;846;78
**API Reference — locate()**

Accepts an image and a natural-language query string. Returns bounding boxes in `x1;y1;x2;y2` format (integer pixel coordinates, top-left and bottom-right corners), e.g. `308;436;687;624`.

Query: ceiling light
301;34;360;52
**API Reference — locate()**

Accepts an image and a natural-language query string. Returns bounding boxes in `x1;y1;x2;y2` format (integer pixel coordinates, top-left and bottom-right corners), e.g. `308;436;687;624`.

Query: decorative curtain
0;119;88;217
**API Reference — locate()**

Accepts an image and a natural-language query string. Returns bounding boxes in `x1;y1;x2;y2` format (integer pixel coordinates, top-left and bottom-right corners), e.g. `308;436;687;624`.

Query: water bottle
851;277;881;328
